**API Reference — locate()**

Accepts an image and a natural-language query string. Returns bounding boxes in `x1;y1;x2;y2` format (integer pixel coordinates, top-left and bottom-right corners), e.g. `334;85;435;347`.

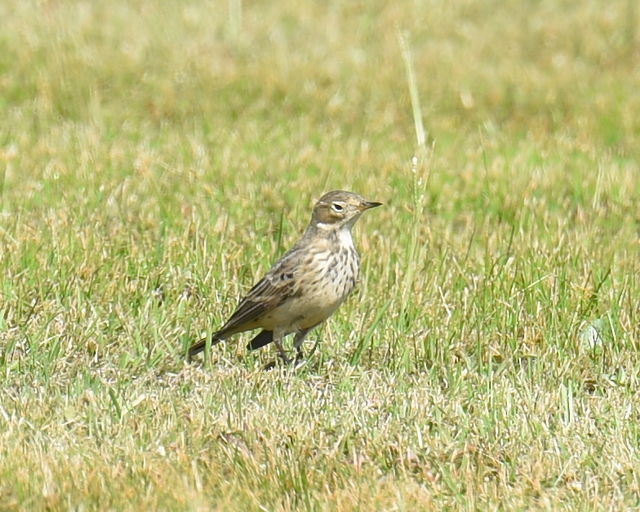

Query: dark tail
246;330;273;351
187;333;223;361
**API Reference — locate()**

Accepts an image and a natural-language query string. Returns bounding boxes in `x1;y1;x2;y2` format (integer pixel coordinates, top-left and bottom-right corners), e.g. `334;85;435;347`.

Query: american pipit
187;190;382;364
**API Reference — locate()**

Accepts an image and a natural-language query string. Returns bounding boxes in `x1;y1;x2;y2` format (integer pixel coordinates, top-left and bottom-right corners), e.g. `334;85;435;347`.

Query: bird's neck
306;222;354;248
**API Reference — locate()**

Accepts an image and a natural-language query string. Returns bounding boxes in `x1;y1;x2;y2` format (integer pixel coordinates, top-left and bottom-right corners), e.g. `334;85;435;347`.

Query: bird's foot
262;360;278;371
262;350;306;371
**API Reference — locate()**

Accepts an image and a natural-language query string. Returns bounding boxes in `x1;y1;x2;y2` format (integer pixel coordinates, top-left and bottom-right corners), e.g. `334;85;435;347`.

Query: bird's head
311;190;382;230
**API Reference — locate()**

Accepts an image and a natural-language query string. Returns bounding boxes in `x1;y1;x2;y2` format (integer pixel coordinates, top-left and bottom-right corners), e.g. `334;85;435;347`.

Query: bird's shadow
184;350;315;373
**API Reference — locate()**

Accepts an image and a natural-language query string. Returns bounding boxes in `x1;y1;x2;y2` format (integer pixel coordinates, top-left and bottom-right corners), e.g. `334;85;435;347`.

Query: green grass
1;0;640;509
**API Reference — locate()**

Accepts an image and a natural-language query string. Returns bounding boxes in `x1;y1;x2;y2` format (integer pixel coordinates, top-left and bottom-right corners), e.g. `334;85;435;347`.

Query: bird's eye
331;203;344;212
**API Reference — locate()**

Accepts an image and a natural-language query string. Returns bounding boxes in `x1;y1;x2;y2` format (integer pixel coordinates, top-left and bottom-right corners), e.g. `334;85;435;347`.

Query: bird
187;190;382;365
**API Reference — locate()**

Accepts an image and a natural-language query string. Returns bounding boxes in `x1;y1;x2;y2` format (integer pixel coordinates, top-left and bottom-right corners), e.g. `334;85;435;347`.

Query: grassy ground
1;0;639;509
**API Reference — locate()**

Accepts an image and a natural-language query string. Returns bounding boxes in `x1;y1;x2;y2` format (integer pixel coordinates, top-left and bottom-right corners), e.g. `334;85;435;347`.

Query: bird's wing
215;250;302;336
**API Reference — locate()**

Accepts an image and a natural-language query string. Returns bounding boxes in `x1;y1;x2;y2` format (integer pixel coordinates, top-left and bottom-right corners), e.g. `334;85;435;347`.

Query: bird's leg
272;329;290;364
293;328;311;363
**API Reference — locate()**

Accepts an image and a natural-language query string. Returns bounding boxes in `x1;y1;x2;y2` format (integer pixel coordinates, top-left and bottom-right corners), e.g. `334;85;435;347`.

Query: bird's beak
360;200;383;211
